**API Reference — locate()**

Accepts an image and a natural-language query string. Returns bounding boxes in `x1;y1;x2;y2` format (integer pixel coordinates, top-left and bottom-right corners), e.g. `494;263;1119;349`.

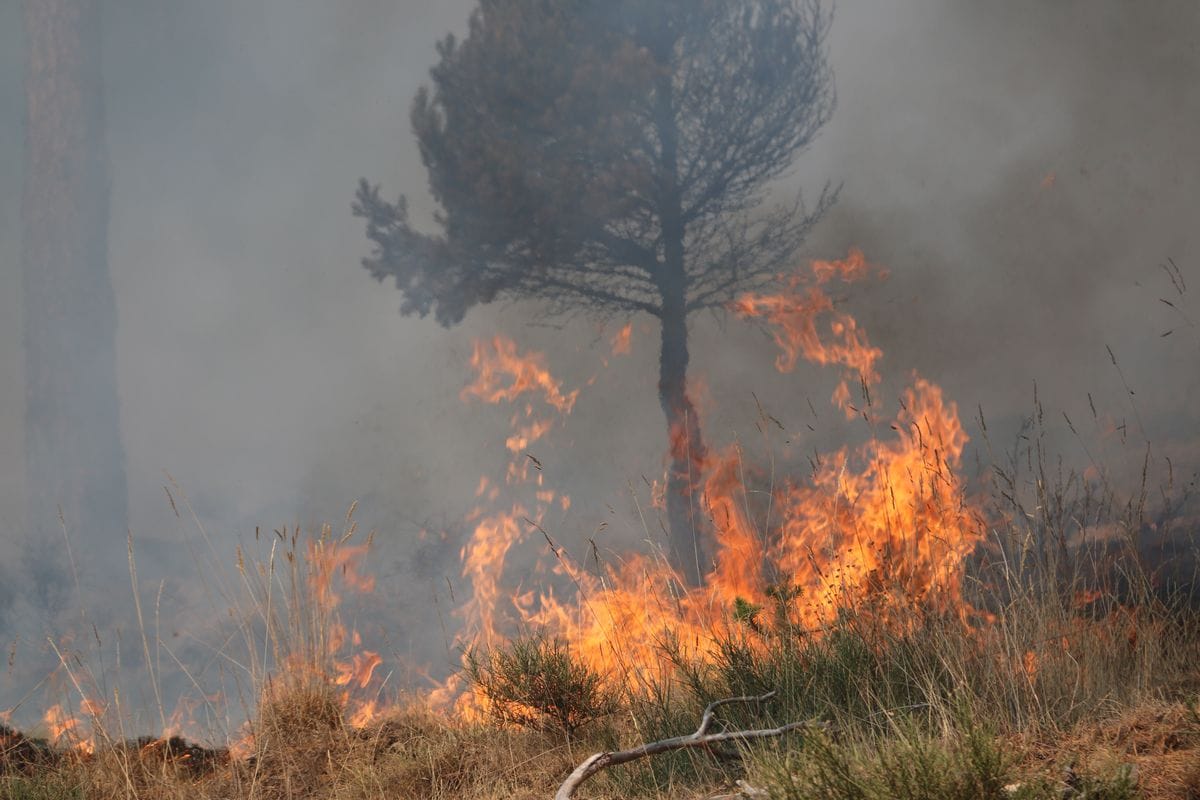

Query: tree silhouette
355;0;836;585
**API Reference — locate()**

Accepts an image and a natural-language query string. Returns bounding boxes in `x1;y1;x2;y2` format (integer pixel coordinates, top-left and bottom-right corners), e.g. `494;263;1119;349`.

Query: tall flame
440;249;985;699
224;251;986;725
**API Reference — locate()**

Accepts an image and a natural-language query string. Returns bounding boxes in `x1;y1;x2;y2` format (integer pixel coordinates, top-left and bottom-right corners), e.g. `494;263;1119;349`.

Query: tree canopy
356;0;835;326
356;0;837;585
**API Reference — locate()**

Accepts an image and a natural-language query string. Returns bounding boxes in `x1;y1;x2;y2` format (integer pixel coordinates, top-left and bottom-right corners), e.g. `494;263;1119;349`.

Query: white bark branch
554;690;823;800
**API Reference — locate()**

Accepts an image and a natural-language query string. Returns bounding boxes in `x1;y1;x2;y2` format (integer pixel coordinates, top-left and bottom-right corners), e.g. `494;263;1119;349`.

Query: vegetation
3;511;1197;798
3;358;1196;800
355;0;837;584
464;634;618;738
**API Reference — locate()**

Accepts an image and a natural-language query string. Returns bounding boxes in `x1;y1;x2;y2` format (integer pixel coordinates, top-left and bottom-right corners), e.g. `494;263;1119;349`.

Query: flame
610;322;633;356
775;379;977;624
810;246;879;284
24;248;992;743
305;534;393;728
228;724;254;761
347;699;383;729
334;650;383;690
217;525;397;741
43;703;80;742
160;695;199;742
463;336;579;457
141;247;982;735
430;249;988;712
307;537;375;612
16;244;1178;749
461;336;578;414
730;250;884;417
207;335;589;737
458;507;535;648
43;703;95;755
1022;650;1039;680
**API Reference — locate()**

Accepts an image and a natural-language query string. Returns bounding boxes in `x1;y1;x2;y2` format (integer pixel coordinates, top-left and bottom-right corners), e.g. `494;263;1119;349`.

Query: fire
4;248;1055;749
307;537;375;610
1022;650;1039;680
303;533;392;729
767;378;978;625
610;322;633;356
42;703;94;755
462;335;579;457
461;336;578;414
730;248;884;416
219;522;397;751
707;253;981;630
433;248;987;707
810;245;877;283
104;248;985;738
458;506;535;648
334;650;383;690
441;335;590;672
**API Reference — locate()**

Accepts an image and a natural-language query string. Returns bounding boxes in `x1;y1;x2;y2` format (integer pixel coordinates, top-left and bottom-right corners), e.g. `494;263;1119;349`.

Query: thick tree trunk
22;0;127;592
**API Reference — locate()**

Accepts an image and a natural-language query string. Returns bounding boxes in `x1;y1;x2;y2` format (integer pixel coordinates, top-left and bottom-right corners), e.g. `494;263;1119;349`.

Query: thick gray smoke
1;0;1196;733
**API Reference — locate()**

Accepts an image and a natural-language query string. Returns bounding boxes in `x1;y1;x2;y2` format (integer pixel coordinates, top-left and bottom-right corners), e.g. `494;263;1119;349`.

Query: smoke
0;10;21;630
1;0;1197;729
710;0;1200;465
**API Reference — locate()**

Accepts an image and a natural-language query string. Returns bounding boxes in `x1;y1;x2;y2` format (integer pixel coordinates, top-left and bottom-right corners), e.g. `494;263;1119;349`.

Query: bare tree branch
554;690;824;800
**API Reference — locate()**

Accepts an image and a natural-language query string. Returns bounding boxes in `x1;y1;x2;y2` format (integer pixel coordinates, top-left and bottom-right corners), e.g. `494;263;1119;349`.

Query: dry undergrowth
3;447;1196;799
1024;701;1200;800
4;604;1198;800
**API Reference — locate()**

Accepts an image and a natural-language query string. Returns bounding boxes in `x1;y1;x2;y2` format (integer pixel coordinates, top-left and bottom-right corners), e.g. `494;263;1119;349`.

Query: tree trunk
22;0;127;595
658;285;707;587
651;65;707;587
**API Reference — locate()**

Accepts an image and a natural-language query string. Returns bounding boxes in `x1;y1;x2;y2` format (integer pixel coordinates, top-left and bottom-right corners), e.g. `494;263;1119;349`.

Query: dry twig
554;690;822;799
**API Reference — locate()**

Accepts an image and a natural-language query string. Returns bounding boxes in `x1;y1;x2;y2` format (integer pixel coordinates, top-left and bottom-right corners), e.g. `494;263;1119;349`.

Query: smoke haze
1;0;1197;730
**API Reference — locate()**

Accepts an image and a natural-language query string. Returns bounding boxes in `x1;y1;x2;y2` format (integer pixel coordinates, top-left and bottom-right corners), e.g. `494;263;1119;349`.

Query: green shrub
464;633;617;738
754;720;1009;800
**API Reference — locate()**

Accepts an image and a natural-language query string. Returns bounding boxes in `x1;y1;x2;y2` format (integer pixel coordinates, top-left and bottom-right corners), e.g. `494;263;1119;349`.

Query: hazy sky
1;0;1197;729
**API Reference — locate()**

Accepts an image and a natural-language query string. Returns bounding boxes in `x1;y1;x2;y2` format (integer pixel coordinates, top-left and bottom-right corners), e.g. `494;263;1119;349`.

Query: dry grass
5;589;1197;799
3;413;1197;799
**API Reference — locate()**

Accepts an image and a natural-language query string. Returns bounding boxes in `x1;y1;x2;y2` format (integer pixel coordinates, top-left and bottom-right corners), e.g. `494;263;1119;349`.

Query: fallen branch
555;690;822;800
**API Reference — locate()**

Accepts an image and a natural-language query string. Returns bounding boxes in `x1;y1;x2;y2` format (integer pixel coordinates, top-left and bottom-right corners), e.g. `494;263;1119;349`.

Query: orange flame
21;248;998;744
192;248;986;731
334;651;383;690
429;249;987;712
462;336;579;457
730;250;884;416
1022;650;1039;680
610;323;633;356
43;703;95;755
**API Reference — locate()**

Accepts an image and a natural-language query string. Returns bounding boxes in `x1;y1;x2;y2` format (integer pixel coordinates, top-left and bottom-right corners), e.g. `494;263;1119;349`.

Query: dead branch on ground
554;690;823;799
